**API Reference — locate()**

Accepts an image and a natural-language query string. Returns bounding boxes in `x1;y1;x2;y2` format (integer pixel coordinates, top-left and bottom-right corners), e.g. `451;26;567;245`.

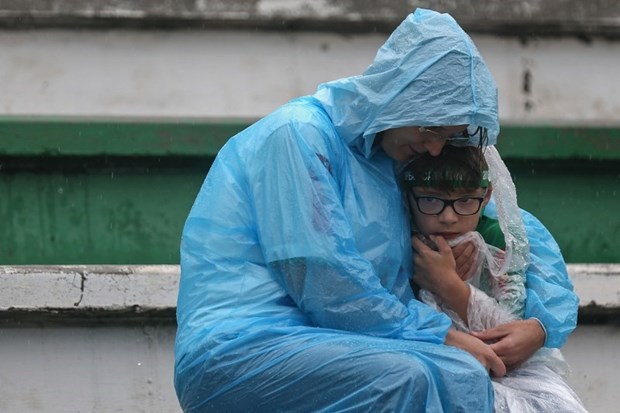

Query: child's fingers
429;235;451;254
412;235;433;253
453;241;475;262
453;241;475;280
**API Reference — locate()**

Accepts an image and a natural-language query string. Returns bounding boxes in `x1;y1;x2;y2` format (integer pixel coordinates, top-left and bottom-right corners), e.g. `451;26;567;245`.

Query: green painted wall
1;118;618;264
497;125;619;262
508;160;618;262
1;168;203;264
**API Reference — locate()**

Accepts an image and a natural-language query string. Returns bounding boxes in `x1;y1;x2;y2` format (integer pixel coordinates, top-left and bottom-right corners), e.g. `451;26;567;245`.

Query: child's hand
413;235;471;321
445;329;506;377
412;235;458;295
451;240;476;281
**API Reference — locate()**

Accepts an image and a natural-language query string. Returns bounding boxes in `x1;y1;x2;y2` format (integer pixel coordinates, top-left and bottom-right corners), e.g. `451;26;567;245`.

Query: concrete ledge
0;0;619;37
570;264;620;323
0;265;178;325
1;264;618;325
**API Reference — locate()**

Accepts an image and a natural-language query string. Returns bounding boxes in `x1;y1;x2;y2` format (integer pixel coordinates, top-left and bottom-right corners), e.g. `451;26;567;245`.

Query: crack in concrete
73;272;86;307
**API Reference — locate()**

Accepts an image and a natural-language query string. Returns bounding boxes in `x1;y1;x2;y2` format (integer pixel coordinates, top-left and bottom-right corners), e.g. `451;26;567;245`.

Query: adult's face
379;125;468;162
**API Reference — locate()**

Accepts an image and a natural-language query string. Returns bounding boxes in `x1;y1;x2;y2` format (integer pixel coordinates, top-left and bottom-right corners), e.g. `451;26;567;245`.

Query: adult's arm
251;116;452;343
471;202;578;367
520;207;579;347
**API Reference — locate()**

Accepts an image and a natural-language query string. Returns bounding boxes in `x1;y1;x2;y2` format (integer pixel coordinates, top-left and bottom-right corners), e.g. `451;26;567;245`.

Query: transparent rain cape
419;147;587;412
419;146;529;321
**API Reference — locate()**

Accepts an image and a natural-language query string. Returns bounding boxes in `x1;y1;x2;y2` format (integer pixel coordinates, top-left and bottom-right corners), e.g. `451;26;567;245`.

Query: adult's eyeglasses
418;126;487;146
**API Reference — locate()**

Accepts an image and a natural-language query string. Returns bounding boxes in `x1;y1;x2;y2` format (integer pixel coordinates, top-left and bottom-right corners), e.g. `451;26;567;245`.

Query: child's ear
482;183;493;206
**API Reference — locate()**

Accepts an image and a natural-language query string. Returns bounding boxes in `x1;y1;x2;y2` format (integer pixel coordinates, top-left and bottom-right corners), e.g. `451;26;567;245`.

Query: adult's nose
424;139;446;156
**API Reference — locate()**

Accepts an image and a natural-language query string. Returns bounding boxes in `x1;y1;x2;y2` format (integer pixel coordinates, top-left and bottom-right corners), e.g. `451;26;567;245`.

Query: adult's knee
351;351;435;411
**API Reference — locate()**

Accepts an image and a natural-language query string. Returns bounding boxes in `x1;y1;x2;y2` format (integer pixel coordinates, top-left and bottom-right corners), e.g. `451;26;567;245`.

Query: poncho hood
313;8;499;158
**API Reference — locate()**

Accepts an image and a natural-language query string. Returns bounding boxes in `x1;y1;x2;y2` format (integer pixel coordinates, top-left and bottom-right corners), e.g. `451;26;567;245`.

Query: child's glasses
408;193;485;216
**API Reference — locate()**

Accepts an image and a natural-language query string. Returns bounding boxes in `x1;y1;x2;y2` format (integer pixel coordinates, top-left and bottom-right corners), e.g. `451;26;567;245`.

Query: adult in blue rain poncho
175;8;578;413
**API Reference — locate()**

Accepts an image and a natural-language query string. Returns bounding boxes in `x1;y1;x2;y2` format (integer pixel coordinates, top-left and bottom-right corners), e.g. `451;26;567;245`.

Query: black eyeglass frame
418;126;487;146
407;192;486;216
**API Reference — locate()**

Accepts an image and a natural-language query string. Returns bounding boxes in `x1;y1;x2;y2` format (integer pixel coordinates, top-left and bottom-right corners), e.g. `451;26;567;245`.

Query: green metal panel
497;126;620;263
2;118;619;160
1;117;618;264
496;125;620;160
0;117;247;157
0;168;206;264
506;160;619;263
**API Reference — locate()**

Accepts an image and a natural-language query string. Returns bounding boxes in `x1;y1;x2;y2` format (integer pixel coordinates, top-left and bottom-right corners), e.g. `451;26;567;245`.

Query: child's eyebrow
414;188;484;197
413;188;445;196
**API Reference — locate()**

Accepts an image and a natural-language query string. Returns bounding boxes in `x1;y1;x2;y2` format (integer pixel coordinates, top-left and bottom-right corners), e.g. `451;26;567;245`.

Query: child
400;144;588;413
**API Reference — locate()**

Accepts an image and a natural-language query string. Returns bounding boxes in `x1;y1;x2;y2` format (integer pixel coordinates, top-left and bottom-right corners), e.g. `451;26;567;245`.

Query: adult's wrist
527;317;548;347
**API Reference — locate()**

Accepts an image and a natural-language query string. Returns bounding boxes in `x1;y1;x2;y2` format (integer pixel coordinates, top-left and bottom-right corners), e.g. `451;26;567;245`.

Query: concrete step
1;264;618;322
0;264;617;412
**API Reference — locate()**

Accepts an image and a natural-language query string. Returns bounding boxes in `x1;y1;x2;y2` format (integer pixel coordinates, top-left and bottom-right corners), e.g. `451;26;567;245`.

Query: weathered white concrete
0;265;618;412
0;323;614;413
570;264;620;309
0;30;379;119
0;325;180;413
0;265;178;310
2;264;617;311
1;30;619;123
564;325;620;413
1;0;619;38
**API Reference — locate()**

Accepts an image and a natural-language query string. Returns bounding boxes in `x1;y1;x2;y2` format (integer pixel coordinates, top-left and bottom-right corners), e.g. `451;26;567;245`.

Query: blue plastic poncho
484;201;579;348
175;8;576;412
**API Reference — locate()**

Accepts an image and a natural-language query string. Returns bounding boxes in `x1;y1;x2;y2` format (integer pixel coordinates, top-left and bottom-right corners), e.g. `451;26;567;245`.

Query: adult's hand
445;329;506;377
451;240;476;281
470;319;546;371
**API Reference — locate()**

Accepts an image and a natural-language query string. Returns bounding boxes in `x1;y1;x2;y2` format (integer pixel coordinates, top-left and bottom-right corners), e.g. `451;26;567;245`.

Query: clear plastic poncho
416;147;587;412
175;8;578;413
418;146;530;322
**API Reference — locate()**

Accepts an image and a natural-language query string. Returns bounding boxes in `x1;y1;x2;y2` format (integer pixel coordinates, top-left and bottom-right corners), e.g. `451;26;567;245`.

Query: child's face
409;186;491;240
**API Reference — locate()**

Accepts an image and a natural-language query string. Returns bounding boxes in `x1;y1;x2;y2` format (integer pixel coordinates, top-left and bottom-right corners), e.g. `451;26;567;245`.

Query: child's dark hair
401;145;489;192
